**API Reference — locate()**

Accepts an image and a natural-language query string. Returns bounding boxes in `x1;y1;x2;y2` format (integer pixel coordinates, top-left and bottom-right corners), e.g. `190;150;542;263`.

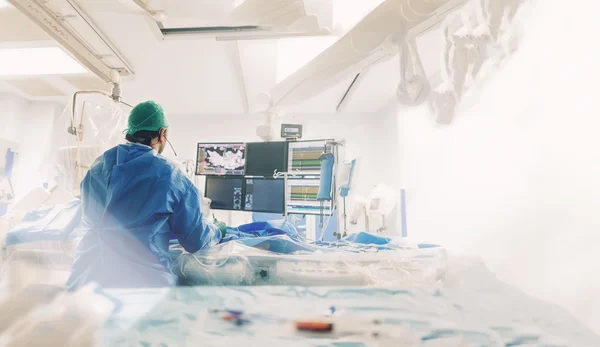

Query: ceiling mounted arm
396;37;431;106
68;86;134;144
259;0;469;113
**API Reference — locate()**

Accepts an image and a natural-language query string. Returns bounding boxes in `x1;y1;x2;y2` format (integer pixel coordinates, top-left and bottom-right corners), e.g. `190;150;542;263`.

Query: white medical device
350;184;397;234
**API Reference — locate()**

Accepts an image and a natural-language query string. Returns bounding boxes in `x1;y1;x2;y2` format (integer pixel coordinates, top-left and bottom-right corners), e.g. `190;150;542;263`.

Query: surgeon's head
125;101;170;154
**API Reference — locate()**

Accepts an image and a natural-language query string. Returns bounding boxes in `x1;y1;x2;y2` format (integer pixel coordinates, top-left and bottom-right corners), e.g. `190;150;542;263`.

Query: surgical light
0;47;88;76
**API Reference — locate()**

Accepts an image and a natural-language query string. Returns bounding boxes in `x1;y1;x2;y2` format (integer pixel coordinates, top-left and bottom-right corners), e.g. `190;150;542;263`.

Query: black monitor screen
205;176;244;211
245;141;289;177
243;178;285;214
196;143;246;176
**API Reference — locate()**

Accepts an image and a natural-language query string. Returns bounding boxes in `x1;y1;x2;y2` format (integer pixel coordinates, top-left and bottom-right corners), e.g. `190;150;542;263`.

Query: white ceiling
0;0;446;115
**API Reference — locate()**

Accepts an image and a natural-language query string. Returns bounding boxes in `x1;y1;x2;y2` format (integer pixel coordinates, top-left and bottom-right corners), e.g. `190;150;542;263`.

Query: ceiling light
0;47;88;76
0;0;12;9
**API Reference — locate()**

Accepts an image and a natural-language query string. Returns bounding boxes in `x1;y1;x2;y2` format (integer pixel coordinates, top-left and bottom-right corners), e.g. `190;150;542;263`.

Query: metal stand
342;196;348;238
328;141;345;240
67;85;134;196
273;170;296;217
69;85;133;140
319;201;324;231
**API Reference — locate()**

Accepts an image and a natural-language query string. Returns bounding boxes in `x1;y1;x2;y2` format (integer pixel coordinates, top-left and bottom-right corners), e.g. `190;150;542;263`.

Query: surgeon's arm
169;184;221;253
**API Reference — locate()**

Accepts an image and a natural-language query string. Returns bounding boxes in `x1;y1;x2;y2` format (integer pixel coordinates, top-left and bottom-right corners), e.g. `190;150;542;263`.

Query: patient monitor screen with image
243;178;285;214
205;176;244;211
245;141;289;176
196;143;246;176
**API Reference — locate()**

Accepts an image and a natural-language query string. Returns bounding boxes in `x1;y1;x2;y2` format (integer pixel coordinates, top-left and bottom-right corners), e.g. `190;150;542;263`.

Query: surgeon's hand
213;216;227;238
216;222;227;237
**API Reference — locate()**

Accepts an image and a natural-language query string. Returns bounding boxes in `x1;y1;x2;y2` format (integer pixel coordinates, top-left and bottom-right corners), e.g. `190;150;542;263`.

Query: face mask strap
160;129;177;156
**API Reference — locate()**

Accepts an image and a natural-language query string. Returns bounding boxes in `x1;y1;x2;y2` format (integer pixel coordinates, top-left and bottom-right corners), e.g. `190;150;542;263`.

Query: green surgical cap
127;100;168;135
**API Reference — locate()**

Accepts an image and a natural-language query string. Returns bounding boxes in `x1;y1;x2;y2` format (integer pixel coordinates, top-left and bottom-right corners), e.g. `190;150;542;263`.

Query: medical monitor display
288;140;333;177
287;179;333;215
196;143;246;176
204;176;244;211
245;141;289;177
243;178;285;214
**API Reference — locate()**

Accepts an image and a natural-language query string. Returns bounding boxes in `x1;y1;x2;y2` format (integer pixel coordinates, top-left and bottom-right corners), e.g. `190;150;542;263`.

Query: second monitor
205;176;286;214
245;141;289;177
205;176;244;211
243;177;285;214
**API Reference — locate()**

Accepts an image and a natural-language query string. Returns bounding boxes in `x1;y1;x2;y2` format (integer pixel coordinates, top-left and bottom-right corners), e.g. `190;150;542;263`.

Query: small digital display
196;143;246;176
243;178;285;214
281;123;303;139
205;176;244;211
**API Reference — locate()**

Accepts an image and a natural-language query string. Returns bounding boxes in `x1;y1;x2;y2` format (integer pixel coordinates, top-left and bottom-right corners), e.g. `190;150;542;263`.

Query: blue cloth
6;199;82;246
218;226;407;254
342;231;391;245
228;235;319;254
314;232;397;252
317;153;334;201
220;220;302;243
320;232;441;251
67;143;221;290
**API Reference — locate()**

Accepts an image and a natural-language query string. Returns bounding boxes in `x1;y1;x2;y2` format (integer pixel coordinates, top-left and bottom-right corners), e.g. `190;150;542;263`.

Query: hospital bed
2;197;447;289
97;279;600;346
2;280;598;346
1;201;599;346
173;234;448;287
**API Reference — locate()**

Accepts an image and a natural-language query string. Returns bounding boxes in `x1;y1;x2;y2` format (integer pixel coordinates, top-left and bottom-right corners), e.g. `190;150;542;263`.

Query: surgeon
67;101;224;290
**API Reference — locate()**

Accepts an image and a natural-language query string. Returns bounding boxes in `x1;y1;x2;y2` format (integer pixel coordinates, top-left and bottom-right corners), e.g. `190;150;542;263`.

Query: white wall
0;93;62;200
166;106;400;232
0;94;26;145
398;0;600;334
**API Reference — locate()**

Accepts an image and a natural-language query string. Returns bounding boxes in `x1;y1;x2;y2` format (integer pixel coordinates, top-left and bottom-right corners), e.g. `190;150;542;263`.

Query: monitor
287;178;333;215
243;177;285;214
245;141;289;177
196;143;246;176
287;139;333;177
204;176;244;211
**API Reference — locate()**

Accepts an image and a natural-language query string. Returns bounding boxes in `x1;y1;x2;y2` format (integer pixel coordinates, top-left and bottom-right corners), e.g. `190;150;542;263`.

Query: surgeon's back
67;143;220;289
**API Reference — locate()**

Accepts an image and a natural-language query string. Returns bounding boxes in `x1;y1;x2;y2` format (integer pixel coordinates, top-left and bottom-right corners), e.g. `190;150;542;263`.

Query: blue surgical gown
67;143;220;290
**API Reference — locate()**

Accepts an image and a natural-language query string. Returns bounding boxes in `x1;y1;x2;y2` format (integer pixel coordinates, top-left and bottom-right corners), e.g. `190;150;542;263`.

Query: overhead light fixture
0;47;88;76
0;0;13;9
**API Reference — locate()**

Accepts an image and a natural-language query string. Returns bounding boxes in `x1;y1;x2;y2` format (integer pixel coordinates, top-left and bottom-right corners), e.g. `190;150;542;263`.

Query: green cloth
127;101;168;135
